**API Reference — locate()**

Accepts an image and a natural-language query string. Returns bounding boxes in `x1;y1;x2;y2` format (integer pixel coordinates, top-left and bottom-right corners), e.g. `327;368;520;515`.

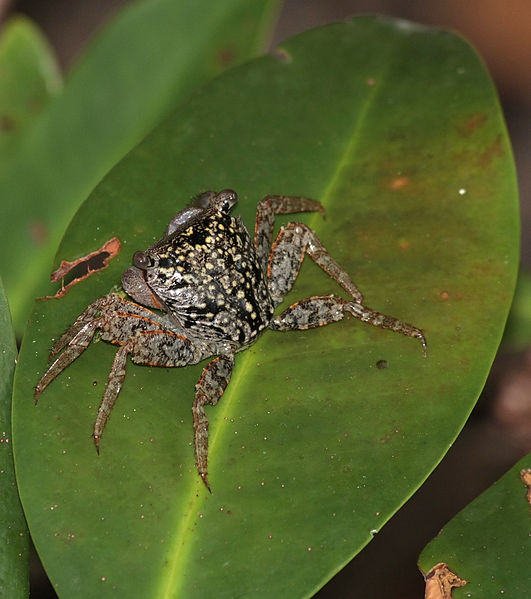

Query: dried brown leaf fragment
423;562;467;599
39;237;121;300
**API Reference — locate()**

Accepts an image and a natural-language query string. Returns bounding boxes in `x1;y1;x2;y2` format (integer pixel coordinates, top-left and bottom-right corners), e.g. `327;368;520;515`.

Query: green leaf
418;455;531;597
13;16;518;598
0;0;280;335
0;278;29;598
0;15;62;151
503;270;531;350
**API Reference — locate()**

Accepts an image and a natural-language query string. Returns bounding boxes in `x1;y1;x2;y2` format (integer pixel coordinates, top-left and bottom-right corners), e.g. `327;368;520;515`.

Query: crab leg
268;222;364;306
47;296;114;360
34;318;102;402
267;222;426;354
35;295;183;402
192;355;234;491
345;301;427;354
93;342;130;452
270;295;427;355
254;195;326;274
93;328;198;452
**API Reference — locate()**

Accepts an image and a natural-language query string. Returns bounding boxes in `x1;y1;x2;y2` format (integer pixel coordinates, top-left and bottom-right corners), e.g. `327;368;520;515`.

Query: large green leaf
13;17;518;598
419;454;531;597
0;0;279;335
0;278;28;598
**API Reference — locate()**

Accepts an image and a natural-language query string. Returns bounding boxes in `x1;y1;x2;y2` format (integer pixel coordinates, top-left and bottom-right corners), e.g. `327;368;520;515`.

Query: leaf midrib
155;44;395;599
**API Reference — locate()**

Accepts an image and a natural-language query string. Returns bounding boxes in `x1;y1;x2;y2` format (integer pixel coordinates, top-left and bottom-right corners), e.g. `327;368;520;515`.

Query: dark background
2;1;529;597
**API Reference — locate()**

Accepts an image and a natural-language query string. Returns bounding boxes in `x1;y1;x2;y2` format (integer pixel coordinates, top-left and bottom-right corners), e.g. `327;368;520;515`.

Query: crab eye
133;251;151;270
215;189;238;213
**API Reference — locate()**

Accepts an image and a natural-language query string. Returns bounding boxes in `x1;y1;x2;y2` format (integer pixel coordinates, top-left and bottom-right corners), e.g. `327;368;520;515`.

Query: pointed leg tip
93;435;101;455
420;334;428;357
200;472;212;493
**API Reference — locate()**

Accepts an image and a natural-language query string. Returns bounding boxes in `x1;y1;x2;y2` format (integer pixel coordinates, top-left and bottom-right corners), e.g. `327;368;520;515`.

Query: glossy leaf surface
13;17;518;598
0;0;279;334
419;455;531;598
0;278;28;598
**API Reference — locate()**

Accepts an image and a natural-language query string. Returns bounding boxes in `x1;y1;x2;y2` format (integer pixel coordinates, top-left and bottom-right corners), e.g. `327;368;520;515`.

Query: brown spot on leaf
0;114;16;132
216;45;236;67
423;563;467;599
39;237;121;300
389;176;409;190
520;468;531;510
458;113;488;136
29;221;48;246
477;135;503;167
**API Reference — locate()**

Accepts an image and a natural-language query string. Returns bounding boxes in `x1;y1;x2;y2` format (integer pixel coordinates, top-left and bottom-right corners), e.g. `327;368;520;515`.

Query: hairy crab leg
47;296;114;360
254;195;326;275
268;222;365;307
93;342;130;452
48;295;161;360
35;295;182;402
93;328;198;452
34;318;103;402
267;223;426;354
345;301;427;355
270;295;427;355
192;355;234;492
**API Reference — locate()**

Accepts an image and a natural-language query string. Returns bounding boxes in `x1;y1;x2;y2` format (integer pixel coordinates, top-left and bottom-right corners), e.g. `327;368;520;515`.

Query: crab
35;190;426;490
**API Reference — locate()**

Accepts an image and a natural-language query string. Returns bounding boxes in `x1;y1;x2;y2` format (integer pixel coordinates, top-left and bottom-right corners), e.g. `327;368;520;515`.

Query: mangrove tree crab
35;190;426;490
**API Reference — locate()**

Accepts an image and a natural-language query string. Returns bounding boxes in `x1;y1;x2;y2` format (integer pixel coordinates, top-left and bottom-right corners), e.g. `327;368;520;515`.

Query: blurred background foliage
1;1;530;597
